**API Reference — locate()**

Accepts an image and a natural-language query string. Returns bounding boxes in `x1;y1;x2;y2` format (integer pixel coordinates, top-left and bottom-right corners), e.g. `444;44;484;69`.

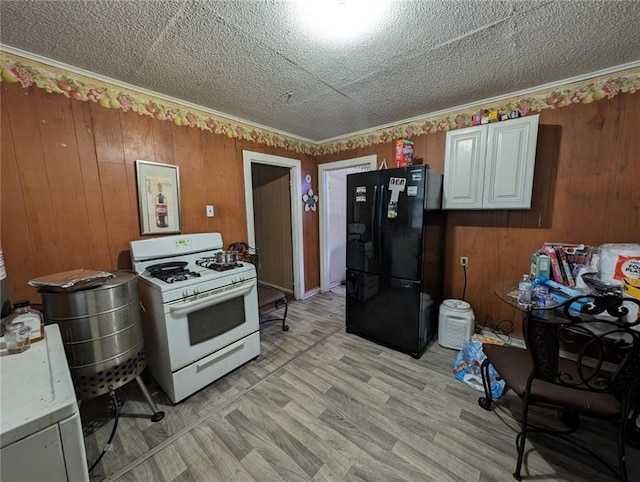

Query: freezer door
346;170;380;273
345;270;431;357
378;166;426;281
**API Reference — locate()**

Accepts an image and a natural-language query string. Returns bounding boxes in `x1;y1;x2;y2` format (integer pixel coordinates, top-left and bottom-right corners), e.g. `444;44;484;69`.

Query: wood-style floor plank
80;286;639;482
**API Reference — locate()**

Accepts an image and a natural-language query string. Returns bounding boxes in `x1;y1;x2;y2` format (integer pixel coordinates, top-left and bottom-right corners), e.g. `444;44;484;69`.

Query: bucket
41;270;146;400
438;299;475;350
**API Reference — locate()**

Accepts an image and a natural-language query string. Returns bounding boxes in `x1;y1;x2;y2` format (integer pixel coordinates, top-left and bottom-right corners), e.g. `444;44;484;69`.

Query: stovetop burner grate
149;268;201;284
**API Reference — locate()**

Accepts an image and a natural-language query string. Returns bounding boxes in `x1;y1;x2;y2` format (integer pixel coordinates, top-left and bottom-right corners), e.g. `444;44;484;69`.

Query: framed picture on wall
135;160;182;235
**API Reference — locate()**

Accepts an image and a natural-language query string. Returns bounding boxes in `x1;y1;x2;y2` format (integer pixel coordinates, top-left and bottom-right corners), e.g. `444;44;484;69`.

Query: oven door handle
169;281;254;315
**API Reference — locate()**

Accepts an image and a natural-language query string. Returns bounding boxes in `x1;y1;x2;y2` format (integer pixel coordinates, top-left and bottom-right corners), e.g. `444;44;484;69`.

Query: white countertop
0;324;79;448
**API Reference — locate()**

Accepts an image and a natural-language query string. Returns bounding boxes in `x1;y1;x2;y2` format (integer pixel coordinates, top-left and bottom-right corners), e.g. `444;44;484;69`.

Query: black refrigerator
345;165;445;358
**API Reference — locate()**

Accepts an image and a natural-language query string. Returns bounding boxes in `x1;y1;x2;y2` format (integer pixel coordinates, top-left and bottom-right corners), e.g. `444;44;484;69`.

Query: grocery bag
452;334;506;399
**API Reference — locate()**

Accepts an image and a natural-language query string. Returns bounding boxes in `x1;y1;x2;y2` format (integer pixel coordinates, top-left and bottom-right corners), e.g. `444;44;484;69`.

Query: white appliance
438;299;475;350
1;324;89;482
130;233;260;403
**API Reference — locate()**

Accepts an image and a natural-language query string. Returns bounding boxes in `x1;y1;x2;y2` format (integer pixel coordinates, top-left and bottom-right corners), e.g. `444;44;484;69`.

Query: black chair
257;285;289;331
479;292;640;481
228;242;289;332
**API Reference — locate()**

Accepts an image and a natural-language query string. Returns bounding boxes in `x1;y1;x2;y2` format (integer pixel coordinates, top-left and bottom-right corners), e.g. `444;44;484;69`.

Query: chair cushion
258;285;286;307
483;344;621;417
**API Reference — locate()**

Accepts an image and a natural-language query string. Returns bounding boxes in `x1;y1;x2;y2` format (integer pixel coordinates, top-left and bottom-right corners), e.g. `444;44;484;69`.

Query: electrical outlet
206;205;214;217
460;256;468;267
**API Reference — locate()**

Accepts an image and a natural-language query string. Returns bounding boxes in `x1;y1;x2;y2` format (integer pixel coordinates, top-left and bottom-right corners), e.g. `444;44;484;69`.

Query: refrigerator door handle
372;184;381;266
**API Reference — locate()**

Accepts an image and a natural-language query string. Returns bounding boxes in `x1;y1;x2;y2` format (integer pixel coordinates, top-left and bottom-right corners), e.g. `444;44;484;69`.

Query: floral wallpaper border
1;51;639;157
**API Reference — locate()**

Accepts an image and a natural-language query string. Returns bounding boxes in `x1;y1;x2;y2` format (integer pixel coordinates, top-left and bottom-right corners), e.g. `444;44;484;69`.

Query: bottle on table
518;274;533;307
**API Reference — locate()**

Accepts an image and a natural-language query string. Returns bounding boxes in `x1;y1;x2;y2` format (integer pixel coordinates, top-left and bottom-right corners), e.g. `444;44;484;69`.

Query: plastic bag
452;334;505;399
598;243;640;285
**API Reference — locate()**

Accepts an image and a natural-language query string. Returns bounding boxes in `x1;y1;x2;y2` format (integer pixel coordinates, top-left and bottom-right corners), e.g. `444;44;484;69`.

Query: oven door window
188;296;246;346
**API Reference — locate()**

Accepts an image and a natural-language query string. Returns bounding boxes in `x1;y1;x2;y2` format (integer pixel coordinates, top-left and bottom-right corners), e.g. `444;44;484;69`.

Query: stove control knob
182;290;189;298
193;287;200;295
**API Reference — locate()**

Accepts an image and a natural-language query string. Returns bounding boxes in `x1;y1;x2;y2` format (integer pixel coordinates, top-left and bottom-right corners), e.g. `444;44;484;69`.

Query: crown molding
1;47;639;157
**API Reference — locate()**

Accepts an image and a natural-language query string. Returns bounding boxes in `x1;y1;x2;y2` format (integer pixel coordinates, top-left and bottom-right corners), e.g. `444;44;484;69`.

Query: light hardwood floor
82;286;639;481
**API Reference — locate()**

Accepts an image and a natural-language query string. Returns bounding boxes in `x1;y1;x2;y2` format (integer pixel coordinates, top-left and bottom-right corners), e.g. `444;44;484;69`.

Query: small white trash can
438;299;475;350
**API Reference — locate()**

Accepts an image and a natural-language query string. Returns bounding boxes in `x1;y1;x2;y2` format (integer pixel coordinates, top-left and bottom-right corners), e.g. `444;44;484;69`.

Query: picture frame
135;160;182;235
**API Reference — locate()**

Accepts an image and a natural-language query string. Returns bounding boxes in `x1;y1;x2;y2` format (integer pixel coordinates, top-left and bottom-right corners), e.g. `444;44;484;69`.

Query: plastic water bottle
518;275;533;306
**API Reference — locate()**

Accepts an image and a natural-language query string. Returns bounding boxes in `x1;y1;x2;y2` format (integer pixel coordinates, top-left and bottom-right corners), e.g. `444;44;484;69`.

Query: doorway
318;155;377;293
243;151;304;300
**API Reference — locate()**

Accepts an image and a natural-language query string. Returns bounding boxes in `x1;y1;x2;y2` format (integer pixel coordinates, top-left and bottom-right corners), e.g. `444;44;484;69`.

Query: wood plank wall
318;92;640;336
1;83;318;304
3;80;638;335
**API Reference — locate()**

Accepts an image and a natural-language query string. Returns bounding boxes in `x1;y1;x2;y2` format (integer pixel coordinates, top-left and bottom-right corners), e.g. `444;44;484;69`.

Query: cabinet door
483;115;539;209
443;125;487;209
1;424;67;481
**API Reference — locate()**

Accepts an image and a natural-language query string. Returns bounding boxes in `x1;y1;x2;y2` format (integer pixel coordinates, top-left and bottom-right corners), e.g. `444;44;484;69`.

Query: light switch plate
206;205;214;217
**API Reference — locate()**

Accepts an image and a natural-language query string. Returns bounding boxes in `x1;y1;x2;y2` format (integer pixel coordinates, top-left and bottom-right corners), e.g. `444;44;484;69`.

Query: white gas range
130;233;260;403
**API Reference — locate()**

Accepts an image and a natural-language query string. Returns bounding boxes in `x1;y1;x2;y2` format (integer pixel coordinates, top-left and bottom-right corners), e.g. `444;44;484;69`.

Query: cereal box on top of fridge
395;139;414;167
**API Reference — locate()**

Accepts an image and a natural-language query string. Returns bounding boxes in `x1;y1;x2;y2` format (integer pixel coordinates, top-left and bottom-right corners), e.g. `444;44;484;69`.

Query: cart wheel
478;397;492;410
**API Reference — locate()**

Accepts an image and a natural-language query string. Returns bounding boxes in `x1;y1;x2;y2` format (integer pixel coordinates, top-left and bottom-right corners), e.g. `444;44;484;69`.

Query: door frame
318;155;377;293
243;150;304;300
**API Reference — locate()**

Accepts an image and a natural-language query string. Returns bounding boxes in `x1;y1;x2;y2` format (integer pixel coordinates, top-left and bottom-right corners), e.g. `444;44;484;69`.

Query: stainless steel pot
40;270;146;400
213;250;239;266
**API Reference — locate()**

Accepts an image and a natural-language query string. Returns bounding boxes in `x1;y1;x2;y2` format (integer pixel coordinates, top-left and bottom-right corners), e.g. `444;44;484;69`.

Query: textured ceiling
1;0;639;142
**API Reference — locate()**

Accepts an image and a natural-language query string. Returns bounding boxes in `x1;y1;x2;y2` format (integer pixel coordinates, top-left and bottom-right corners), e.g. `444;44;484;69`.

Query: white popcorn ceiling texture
1;0;639;142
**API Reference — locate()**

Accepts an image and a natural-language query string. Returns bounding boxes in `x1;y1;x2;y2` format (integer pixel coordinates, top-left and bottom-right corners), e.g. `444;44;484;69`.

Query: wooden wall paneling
96;162;136;269
121;111;156;164
316;151;344;165
500;211;532;333
445;211;511;330
33;89;95;271
2;85;61;282
300;155;319;291
200;133;228;237
90;104;135;269
70;100;110;268
237;140;266;155
170;124;204;233
151;118;175;165
602;95;640;240
358;143;393;168
91;103;126;164
524;120;561;232
208;135;245;245
1;87;36;302
423;131;446;173
120;111;156;248
411;135;426;166
553;103;614;242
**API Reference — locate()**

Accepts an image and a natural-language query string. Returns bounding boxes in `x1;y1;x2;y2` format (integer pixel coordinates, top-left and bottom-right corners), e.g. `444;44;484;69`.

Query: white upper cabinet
443;125;487;209
443;115;539;210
